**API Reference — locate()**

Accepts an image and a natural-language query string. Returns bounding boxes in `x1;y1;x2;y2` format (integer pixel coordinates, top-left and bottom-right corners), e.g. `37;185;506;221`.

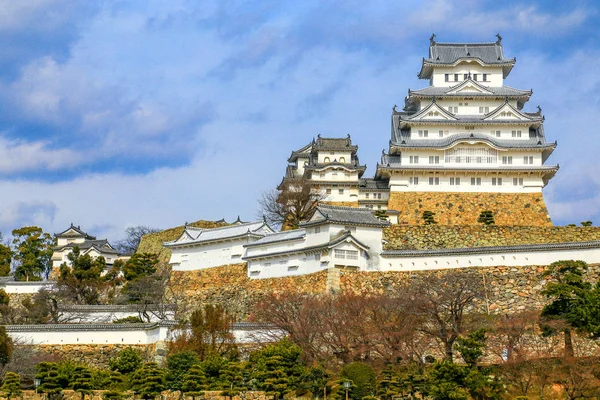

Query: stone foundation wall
387;191;552;226
321;201;359;207
383;225;600;250
338;264;600;314
33;344;154;368
168;264;328;320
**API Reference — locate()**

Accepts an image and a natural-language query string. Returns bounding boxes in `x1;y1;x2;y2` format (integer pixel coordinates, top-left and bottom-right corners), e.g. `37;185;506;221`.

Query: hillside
137;219;230;261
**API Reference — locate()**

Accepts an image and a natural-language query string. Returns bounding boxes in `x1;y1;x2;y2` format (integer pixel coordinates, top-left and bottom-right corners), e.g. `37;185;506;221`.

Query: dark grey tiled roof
314;135;357;151
4;320;178;332
426;42;514;65
55;224;96;240
359;178;389;190
381;240;600;257
390;132;556;150
164;221;272;247
409;84;531;98
58;304;177;312
305;162;366;172
418;37;516;79
244;231;370;261
55;239;119;255
301;204;390;228
246;229;307;247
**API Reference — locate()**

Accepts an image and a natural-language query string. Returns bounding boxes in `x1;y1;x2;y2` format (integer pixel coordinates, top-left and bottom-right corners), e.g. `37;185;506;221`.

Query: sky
1;0;600;242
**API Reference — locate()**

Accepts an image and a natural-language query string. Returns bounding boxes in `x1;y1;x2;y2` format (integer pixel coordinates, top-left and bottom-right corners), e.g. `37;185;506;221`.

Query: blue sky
1;0;600;241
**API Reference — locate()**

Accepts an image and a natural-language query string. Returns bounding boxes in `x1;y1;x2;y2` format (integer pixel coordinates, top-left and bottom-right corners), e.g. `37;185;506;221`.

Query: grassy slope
137;220;230;262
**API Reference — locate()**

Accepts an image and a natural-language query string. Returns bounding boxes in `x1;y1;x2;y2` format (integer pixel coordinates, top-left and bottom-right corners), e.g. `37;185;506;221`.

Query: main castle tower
375;34;557;225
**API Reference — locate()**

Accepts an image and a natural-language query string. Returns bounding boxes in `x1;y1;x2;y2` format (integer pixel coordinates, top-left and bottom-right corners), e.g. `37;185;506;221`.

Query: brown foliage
403;269;486;362
168;304;237;360
251;292;421;367
259;178;324;229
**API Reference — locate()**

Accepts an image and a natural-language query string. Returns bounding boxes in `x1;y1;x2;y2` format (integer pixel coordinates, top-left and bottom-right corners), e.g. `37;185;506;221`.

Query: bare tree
405;269;485;362
258;178;324;229
114;226;160;254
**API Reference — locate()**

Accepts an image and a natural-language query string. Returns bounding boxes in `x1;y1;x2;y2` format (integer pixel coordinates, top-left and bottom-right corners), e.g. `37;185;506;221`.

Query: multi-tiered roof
376;35;558;186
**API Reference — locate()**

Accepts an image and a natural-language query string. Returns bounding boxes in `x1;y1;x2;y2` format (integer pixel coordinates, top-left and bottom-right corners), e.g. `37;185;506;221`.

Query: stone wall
383;225;600;250
34;344;154;368
337;264;600;314
322;201;359;207
387;192;552;226
168;262;600;318
169;264;328;320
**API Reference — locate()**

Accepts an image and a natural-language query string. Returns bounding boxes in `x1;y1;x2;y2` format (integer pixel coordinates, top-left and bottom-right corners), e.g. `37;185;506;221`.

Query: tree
259;178;324;230
130;362;166;400
169;304;237;360
72;365;93;400
182;364;207;400
407;270;484;362
0;327;13;367
122;253;159;281
114;226;159;254
301;365;330;399
377;366;401;400
251;340;307;399
11;226;54;281
166;350;199;391
581;220;593;227
91;370;124;399
422;210;437;225
36;362;63;400
0;240;11;276
108;348;143;375
21;289;60;324
219;361;247;400
120;254;170;322
477;210;495;225
1;372;22;399
540;260;591;358
340;362;376;400
455;329;487;367
56;247;115;305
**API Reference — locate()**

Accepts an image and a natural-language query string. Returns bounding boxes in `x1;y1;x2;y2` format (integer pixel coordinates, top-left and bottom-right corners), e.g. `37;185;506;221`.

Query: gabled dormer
409;101;458;121
483;101;542;123
445;78;494;95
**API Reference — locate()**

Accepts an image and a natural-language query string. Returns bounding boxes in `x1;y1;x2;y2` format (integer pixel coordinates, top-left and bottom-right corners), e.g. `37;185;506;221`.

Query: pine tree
219;361;247;400
130;362;166;400
258;356;290;400
377;366;401;400
1;372;22;399
422;210;437;225
99;371;125;400
72;365;93;400
182;364;207;400
477;210;495;225
36;363;63;400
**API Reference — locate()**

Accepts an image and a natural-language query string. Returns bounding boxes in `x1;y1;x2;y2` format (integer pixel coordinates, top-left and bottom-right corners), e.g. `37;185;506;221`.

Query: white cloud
0;136;83;173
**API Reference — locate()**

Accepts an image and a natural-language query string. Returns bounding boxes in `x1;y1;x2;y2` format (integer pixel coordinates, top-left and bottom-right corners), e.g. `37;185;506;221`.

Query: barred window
445;147;497;164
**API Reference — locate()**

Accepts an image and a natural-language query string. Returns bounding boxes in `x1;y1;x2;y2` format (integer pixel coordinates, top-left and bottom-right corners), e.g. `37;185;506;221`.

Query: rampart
387;192;553;226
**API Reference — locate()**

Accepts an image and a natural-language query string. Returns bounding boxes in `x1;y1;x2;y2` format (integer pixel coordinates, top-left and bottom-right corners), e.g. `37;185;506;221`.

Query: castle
162;36;600;279
285;34;556;226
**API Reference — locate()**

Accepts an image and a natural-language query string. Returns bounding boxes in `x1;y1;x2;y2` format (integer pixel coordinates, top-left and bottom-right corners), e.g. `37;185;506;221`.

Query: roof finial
432;95;436;103
429;33;436;45
184;221;188;227
382;149;386;155
537;105;542;114
392;104;397;113
504;96;509;103
468;72;472;79
496;33;502;45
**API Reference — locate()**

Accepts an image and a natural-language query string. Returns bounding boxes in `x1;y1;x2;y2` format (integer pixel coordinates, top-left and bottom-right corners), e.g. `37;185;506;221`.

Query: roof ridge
317;204;372;211
190;220;262;233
